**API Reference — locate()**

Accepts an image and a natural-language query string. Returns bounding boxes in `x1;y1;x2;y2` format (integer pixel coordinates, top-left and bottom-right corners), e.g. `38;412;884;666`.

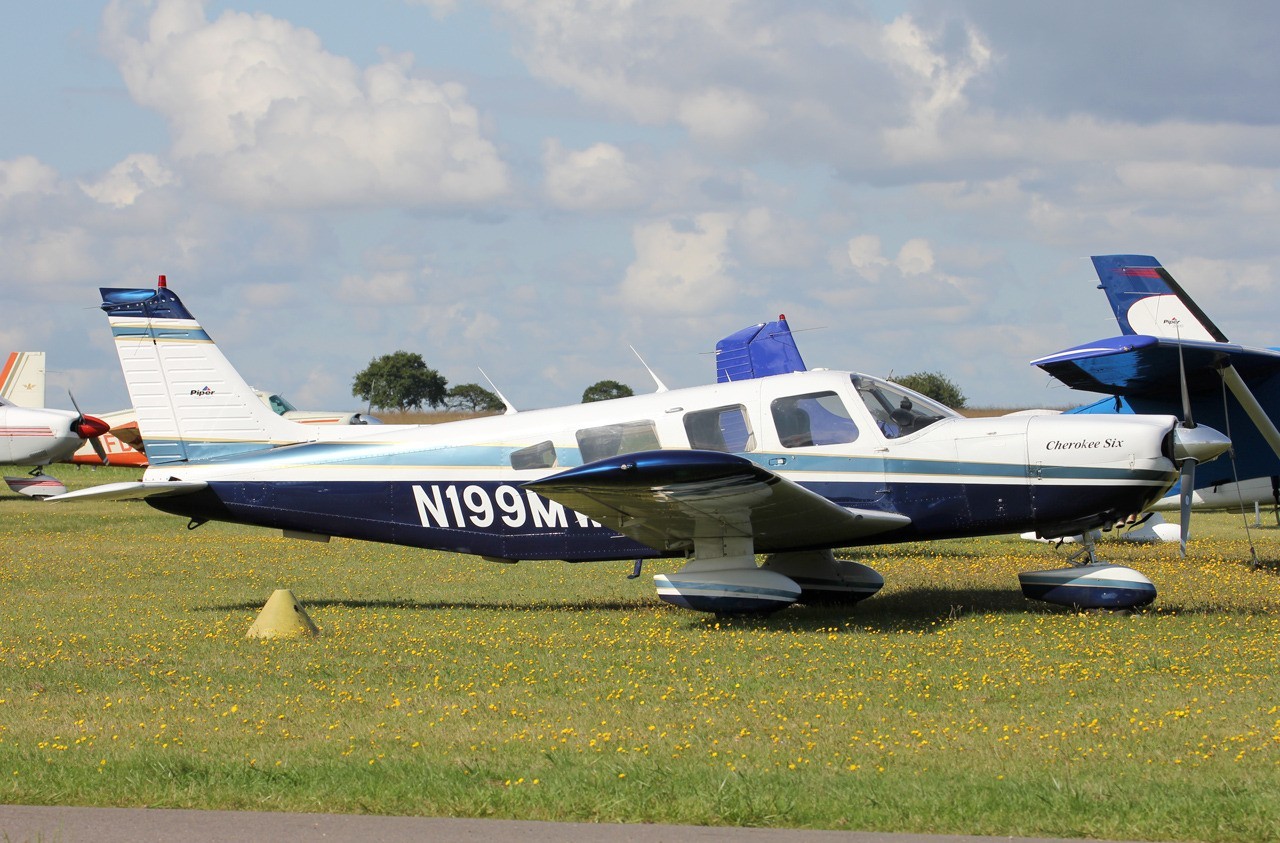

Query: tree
352;351;447;412
446;383;505;413
582;380;634;403
894;371;967;409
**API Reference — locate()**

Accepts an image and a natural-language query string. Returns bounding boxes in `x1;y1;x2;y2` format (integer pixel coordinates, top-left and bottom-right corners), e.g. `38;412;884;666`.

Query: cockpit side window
852;375;955;439
770;392;858;448
684;404;755;452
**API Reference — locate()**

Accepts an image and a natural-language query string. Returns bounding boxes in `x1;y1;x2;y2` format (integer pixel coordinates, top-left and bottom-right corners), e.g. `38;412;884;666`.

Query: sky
5;0;1280;414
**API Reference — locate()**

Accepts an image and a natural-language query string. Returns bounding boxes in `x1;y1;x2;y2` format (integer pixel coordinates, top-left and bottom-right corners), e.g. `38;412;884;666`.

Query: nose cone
1171;424;1230;465
73;414;111;439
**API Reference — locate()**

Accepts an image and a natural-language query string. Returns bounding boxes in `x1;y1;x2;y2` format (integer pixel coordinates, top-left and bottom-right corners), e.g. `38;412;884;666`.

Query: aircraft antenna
631;346;668;393
478;368;518;415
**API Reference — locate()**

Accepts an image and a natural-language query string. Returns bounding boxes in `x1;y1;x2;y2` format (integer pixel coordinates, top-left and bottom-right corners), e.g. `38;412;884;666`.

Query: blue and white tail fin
715;315;808;382
1091;254;1227;342
0;351;46;408
101;278;308;465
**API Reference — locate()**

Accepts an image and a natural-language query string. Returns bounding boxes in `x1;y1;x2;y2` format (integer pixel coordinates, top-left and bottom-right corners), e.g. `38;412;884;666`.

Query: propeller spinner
68;391;111;464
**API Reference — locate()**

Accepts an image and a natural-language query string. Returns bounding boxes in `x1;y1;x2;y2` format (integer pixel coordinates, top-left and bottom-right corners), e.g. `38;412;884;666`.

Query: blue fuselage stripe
146;475;1167;563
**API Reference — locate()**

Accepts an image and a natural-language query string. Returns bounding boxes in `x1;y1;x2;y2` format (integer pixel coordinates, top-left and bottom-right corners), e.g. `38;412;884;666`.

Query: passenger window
510;440;557;470
684;405;755;452
771;392;859;448
576;420;660;463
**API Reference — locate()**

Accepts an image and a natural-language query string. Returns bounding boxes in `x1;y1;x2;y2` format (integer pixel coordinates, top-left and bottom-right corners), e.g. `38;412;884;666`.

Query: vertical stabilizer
0;352;46;408
100;281;308;464
1091;255;1227;342
715;316;808;382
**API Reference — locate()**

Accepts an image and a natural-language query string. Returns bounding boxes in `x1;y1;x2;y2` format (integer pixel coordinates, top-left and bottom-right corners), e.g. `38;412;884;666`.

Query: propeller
1166;326;1230;556
68;391;110;465
1175;327;1194;557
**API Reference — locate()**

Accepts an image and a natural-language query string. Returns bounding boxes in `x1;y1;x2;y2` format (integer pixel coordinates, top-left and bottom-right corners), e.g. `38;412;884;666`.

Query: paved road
0;804;1164;843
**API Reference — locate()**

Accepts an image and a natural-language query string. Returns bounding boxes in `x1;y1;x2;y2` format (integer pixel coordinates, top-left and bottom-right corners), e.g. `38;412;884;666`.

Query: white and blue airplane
51;278;1230;613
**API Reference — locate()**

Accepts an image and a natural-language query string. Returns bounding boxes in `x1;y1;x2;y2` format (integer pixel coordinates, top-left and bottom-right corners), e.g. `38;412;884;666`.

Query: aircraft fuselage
142;369;1180;562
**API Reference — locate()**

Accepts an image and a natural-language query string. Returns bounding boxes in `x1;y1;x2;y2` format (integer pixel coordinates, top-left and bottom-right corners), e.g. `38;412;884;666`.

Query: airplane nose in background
74;415;111;439
1171;424;1231;465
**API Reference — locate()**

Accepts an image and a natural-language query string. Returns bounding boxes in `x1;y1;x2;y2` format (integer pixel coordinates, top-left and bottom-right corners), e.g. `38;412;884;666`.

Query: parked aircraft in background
0;395;109;497
51;278;1229;611
0;352;46;408
251;388;380;426
1032;255;1280;547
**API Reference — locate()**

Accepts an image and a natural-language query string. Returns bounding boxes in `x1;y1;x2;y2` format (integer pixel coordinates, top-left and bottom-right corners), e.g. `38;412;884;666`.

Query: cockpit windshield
852;374;958;439
267;393;297;415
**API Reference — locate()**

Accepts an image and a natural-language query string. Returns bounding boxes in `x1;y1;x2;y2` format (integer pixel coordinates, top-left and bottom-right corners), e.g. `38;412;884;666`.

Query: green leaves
352;351;447;412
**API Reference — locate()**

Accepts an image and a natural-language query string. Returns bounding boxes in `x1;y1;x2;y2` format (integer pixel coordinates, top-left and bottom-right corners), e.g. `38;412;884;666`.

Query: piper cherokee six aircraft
51;278;1230;614
1033;255;1280;546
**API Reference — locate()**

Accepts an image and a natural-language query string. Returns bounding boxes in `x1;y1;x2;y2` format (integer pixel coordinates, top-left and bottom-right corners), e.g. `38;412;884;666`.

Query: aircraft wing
1032;335;1280;399
524;449;909;554
45;480;208;502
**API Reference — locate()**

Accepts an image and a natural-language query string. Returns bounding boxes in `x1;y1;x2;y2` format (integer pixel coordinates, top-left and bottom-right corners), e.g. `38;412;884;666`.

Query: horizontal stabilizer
1032;335;1280;398
525;449;909;553
46;480;209;502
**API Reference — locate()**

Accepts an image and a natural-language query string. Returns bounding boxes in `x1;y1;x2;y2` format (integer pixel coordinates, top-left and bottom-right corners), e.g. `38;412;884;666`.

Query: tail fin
715;315;808;382
0;351;46;408
1091;254;1227;342
101;279;307;464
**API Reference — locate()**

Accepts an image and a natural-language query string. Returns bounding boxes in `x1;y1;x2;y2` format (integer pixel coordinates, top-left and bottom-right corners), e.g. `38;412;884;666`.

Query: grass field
1;465;1277;840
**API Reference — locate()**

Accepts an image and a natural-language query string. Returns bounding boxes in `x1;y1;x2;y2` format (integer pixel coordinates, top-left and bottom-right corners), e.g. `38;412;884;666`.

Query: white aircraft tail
0;351;46;408
100;279;308;464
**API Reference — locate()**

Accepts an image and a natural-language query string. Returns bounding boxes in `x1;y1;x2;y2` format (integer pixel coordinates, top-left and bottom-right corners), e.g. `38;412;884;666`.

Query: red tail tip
158;274;167;288
778;313;786;321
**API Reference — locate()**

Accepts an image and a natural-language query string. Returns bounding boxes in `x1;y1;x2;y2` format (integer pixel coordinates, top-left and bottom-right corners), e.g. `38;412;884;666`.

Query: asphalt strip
0;804;1166;843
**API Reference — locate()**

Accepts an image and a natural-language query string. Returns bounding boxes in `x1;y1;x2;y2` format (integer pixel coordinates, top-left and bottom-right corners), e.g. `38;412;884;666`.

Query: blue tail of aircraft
1091;254;1226;342
715;315;807;382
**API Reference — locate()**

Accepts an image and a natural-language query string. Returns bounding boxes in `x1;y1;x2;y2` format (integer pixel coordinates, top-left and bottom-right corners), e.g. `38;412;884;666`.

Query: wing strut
1220;364;1280;461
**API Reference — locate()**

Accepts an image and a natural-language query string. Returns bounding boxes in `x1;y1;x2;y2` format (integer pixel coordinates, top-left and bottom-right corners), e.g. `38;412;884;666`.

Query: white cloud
338;269;424;306
826;233;986;324
101;0;509;209
0;156;59;201
542;140;644;211
880;15;993;161
846;234;890;281
497;0;891;160
79;154;177;207
734;207;818;269
405;0;458;18
620;213;736;313
676;87;767;148
895;237;934;275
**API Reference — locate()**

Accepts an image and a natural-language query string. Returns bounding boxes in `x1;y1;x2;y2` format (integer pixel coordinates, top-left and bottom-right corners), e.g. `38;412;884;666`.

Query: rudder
0;351;46;408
